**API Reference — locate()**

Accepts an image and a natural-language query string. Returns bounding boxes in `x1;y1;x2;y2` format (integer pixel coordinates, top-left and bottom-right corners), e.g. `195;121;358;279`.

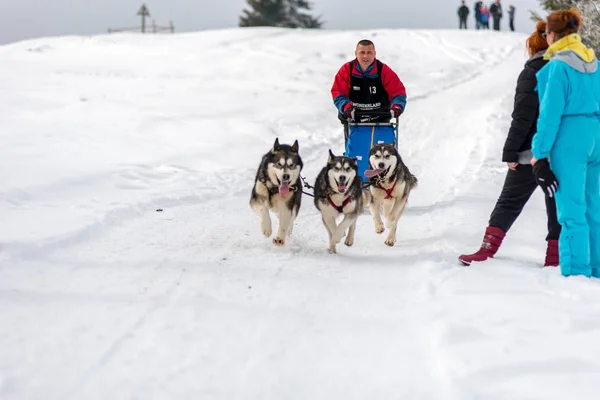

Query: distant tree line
239;0;323;29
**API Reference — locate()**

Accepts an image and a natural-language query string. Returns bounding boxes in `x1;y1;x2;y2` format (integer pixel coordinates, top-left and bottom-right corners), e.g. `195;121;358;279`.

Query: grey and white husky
313;150;369;253
250;138;303;246
366;143;418;246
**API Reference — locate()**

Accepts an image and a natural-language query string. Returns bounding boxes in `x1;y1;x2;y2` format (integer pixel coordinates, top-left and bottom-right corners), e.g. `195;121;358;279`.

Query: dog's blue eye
384;155;390;159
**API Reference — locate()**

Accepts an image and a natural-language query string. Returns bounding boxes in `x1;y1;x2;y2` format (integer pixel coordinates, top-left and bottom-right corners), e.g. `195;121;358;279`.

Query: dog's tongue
279;182;290;196
364;168;386;179
338;182;347;192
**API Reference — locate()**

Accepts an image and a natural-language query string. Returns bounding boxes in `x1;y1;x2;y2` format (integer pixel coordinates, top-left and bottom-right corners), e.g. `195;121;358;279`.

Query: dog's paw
272;236;285;246
374;221;385;234
328;245;337;254
384;236;396;247
344;236;354;247
261;220;272;237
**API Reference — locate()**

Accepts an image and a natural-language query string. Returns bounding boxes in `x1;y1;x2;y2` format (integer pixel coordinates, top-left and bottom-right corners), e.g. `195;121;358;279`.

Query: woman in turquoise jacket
531;9;600;278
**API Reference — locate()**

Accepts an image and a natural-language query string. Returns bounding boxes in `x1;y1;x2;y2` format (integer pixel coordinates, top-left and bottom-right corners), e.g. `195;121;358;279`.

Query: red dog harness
327;196;353;213
377;180;397;199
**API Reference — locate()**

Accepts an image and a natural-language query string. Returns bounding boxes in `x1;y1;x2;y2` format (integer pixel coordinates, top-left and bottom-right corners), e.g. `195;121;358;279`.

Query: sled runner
344;110;399;181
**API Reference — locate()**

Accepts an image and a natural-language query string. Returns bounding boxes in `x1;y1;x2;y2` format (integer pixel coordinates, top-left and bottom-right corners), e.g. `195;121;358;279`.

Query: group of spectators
458;0;516;31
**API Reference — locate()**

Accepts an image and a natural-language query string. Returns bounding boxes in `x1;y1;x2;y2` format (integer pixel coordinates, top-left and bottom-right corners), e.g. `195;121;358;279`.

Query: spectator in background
481;4;491;29
474;2;483;30
490;0;503;31
458;1;470;29
508;5;516;32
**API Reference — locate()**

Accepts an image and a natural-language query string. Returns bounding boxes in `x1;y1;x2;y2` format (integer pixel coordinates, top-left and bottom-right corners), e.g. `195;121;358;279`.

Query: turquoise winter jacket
532;35;600;160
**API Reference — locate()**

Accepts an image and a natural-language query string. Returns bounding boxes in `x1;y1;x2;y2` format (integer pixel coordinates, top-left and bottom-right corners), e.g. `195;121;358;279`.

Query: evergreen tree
239;0;323;28
533;0;600;52
285;0;323;28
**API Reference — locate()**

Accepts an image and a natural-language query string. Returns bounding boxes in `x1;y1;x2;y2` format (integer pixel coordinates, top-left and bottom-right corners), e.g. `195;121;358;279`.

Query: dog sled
344;110;399;181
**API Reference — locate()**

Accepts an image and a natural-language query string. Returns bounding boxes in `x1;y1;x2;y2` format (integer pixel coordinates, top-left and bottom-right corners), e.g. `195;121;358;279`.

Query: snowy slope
1;28;600;400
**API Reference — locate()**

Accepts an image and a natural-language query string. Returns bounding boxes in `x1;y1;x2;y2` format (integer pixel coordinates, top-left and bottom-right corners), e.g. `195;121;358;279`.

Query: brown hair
546;8;582;39
356;39;375;49
527;21;549;56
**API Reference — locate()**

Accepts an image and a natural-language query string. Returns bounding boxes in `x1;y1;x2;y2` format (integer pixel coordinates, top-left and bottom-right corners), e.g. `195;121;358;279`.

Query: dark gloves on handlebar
343;105;355;121
390;104;403;119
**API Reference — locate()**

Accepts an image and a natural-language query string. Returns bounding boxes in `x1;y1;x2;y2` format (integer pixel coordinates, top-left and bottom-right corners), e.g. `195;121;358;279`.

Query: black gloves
343;105;355;120
390;104;403;119
533;158;559;198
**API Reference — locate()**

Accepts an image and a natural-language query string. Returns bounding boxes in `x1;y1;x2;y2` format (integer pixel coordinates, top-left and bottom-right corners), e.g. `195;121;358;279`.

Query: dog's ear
328;149;335;162
272;138;280;153
291;140;299;153
351;157;359;167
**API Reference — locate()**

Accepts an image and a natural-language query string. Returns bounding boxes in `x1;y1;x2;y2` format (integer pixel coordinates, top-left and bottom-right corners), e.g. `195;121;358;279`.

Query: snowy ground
1;28;600;399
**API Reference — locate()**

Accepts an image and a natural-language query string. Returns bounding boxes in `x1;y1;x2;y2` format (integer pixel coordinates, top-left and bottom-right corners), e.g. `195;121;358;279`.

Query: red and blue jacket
331;59;407;116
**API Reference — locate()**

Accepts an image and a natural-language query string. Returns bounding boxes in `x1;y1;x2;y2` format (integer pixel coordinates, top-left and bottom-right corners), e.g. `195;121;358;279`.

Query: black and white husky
250;138;303;246
313;150;369;253
366;143;418;246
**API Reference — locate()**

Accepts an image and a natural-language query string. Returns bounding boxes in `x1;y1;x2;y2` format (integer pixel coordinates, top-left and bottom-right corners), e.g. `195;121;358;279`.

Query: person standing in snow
531;9;600;278
459;21;561;267
458;1;470;29
490;0;503;31
331;39;407;144
480;5;491;29
508;5;516;32
474;2;483;30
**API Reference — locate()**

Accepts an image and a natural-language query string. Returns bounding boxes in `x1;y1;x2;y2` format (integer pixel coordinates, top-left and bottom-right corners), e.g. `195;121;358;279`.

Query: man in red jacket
331;39;407;141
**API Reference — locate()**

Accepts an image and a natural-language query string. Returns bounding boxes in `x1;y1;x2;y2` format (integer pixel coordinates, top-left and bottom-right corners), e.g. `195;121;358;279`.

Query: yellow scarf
544;33;596;62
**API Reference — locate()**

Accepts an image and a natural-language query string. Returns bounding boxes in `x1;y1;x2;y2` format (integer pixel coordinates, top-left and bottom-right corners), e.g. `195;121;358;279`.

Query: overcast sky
0;0;545;45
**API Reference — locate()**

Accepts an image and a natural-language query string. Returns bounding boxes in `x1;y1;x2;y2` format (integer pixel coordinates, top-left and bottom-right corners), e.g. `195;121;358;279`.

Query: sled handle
352;110;393;119
348;110;400;150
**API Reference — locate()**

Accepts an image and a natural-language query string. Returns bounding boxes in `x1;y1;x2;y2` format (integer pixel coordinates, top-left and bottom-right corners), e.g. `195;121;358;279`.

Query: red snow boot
544;239;559;267
458;226;505;266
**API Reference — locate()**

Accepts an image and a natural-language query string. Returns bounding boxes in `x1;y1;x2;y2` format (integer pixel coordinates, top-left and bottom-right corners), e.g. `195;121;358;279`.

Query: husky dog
250;138;303;246
366;143;418;246
313;150;368;253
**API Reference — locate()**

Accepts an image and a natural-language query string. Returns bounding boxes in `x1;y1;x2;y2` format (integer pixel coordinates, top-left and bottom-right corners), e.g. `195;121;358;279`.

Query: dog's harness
374;179;397;199
327;195;353;213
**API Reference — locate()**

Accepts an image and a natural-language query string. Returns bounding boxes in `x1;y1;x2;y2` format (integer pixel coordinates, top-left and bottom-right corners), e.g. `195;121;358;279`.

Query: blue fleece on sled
345;124;396;181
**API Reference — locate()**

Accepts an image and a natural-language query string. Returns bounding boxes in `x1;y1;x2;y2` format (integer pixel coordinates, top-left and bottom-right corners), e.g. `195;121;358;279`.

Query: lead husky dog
313;150;369;253
250;138;303;246
366;143;418;246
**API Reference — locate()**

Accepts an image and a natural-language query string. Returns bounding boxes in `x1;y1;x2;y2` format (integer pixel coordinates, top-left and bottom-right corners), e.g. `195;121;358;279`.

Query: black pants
459;18;467;29
509;19;514;31
493;17;501;31
489;164;561;240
